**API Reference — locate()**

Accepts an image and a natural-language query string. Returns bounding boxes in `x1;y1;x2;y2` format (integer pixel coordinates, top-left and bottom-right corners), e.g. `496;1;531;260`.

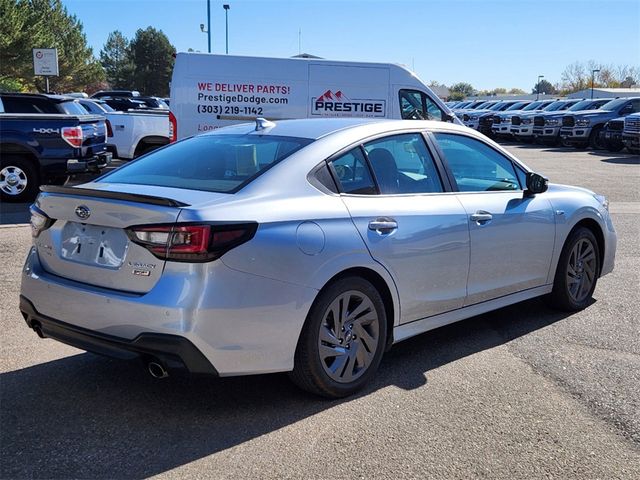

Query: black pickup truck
0;93;111;202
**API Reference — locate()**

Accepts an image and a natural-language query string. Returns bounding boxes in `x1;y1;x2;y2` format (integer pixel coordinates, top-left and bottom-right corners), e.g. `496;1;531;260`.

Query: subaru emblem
75;205;91;220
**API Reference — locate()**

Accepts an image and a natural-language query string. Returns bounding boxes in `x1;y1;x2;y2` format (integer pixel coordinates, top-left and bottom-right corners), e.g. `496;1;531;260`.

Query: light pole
206;0;212;53
591;69;600;99
223;4;230;54
536;75;544;101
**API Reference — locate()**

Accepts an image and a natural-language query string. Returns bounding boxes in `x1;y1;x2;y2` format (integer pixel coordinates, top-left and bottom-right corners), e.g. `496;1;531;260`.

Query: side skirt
393;284;553;344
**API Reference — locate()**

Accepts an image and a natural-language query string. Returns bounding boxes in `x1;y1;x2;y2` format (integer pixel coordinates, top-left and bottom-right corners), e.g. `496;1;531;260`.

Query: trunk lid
33;186;186;293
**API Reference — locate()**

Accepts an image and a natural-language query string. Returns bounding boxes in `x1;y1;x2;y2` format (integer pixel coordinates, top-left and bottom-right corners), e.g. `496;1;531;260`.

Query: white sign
33;48;59;76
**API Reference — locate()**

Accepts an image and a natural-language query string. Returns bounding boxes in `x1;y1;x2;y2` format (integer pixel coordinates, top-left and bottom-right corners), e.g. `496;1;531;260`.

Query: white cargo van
169;53;457;140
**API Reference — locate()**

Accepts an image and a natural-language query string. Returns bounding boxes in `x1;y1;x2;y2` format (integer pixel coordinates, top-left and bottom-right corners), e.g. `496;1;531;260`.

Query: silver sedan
20;118;616;398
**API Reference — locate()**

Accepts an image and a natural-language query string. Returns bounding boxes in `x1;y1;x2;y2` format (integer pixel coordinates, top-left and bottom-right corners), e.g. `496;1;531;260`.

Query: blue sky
62;0;639;91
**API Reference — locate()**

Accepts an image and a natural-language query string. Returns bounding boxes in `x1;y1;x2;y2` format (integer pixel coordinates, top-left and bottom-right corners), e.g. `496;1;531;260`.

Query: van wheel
548;227;600;311
0;155;39;202
289;276;387;398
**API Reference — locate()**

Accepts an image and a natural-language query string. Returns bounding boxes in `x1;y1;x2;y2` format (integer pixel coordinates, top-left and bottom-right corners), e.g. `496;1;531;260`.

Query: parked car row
0;92;171;201
449;97;640;153
0;93;111;202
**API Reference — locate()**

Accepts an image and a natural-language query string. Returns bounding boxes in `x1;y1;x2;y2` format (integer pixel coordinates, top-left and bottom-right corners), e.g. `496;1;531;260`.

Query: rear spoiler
39;185;190;207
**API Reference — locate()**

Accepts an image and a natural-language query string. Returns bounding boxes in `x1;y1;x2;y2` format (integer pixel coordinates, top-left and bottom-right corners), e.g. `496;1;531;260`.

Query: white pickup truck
78;99;170;159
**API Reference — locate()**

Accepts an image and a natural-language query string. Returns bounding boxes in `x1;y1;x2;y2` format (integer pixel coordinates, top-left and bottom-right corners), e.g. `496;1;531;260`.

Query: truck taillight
105;119;113;137
126;223;257;262
169;111;177;142
61;126;83;148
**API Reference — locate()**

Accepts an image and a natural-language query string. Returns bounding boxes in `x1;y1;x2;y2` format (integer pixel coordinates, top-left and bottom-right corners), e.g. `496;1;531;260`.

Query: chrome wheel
0;166;28;196
566;238;597;303
318;290;380;383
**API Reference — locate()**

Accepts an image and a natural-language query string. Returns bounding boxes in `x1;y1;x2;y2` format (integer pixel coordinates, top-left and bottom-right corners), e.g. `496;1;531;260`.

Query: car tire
548;227;600;312
589;126;605;149
289;276;387;398
0;155;39;203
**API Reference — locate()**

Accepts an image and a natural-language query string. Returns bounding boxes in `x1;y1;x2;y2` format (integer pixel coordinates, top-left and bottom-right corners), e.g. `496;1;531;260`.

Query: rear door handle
368;218;398;234
470;211;493;225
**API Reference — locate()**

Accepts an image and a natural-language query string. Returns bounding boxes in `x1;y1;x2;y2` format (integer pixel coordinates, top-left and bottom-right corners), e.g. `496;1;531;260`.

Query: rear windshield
60;101;90;115
101;134;313;193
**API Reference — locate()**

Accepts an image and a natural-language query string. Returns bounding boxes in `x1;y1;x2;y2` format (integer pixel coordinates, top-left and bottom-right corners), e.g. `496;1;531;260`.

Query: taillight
30;206;55;238
105;119;113;137
126;223;257;262
169;111;177;142
61;126;83;148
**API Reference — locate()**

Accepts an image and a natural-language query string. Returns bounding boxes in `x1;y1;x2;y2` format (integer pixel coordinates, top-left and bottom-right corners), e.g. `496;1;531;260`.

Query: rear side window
433;133;521;192
0;96;58;114
102;135;312;193
330;148;377;195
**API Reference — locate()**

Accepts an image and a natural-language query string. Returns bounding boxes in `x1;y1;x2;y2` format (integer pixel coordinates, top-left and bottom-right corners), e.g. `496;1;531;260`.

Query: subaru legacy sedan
20;118;616;398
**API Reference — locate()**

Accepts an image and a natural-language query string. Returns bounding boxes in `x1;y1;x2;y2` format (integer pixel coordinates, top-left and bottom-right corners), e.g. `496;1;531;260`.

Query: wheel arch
134;135;170;157
315;266;398;350
571;218;605;277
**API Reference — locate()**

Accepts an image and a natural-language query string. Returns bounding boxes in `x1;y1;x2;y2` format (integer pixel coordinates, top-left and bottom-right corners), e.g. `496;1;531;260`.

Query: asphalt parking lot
1;145;639;479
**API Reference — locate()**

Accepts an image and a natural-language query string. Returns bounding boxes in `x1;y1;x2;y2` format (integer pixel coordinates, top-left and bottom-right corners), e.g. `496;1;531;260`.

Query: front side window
399;90;444;121
433;133;521;192
102;134;312;193
364;134;443;194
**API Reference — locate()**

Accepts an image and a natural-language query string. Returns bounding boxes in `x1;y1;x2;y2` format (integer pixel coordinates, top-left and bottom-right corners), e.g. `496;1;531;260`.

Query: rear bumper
20;247;318;376
20;296;218;376
66;151;112;174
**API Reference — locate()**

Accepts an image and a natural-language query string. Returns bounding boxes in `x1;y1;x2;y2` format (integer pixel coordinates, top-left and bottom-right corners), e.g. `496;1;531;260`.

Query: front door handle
470;211;493;225
369;218;398;234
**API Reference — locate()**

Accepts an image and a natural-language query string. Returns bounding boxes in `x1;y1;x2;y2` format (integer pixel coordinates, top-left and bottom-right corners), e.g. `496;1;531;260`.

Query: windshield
522;101;544;111
101;134;313;193
600;98;629;111
506;102;528;111
60;101;91;115
569;100;595;111
542;101;566;112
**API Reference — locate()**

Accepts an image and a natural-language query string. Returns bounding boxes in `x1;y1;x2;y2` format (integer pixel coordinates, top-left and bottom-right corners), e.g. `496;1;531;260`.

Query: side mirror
525;172;548;196
443;112;456;123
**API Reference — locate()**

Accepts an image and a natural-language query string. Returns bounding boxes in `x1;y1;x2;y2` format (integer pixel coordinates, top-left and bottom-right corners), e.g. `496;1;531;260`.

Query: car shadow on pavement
599;157;640;165
0;298;571;479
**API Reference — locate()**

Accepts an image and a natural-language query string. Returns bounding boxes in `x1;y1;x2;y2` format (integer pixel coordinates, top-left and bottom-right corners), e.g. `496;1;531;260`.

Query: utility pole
223;4;230;54
207;0;212;53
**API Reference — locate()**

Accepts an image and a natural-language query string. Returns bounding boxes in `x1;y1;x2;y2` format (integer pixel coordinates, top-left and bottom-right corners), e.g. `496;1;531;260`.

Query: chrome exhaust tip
148;361;169;379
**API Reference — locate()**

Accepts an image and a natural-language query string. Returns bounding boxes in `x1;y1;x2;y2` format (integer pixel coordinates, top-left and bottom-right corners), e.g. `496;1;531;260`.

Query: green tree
0;0;104;92
449;82;475;100
129;27;175;96
100;31;134;89
531;79;558;95
508;88;526;94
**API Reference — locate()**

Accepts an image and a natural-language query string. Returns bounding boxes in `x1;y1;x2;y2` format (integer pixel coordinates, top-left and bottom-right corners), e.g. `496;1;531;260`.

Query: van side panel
171;54;309;139
308;64;390;119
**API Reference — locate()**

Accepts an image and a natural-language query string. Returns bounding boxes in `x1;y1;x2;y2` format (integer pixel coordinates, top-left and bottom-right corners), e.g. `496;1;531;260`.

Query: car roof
0;93;75;103
204;118;471;140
